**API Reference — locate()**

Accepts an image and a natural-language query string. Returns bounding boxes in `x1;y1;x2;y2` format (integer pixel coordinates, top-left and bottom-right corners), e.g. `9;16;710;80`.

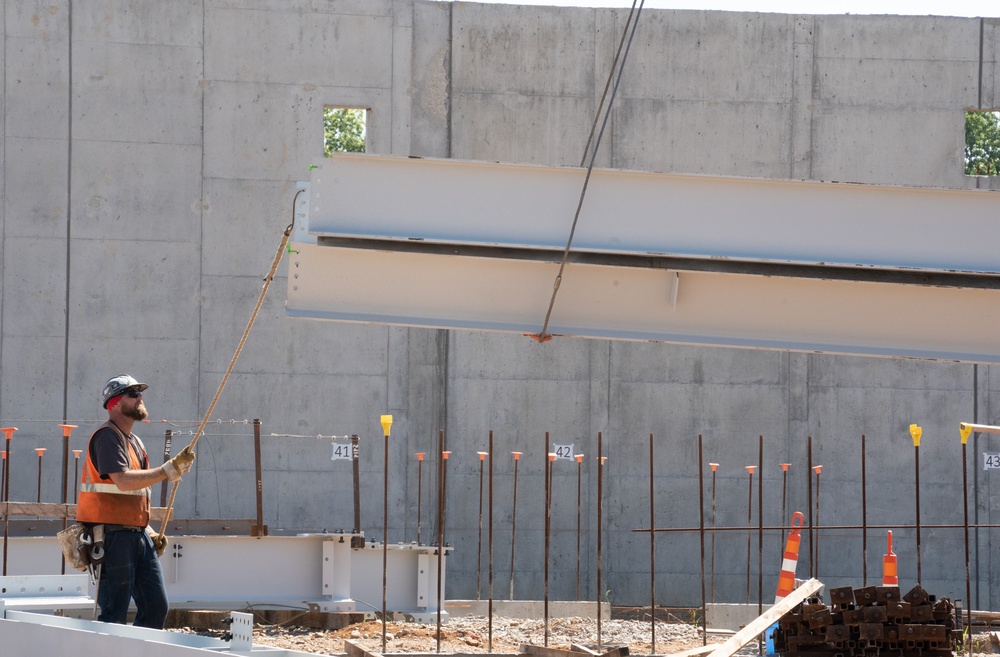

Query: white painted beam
6;534;449;616
301;154;1000;274
286;155;1000;363
0;610;313;655
286;243;1000;363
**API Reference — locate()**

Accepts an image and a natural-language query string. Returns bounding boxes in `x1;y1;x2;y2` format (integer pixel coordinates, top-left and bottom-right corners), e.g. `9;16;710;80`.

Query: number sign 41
332;441;356;461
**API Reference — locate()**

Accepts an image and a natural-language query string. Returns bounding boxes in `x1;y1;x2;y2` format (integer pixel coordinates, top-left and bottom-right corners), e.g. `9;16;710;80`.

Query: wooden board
523;643;628;657
665;645;718;657
0;502;172;521
344;639;383;657
704;578;823;657
523;646;591;657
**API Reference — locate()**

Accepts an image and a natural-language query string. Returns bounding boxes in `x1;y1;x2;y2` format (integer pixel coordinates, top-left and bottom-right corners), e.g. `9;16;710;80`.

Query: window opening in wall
964;110;1000;176
324;107;367;156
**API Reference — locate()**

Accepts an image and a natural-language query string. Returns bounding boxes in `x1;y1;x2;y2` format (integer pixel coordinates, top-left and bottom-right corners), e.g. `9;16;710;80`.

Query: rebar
699;436;708;646
254;420;264;537
436;431;447;653
381;422;390;654
778;460;790;613
862;433;868;585
744;464;755;603
638;521;1000;533
35;448;46;504
913;429;922;583
488;431;494;653
576;452;584;601
544;432;551;647
649;433;656;655
961;425;972;656
477;450;487;600
813;465;823;578
439;447;451;652
779;463;790;530
353;433;363;548
2;426;16;576
72;450;81;504
596;432;604;650
509;451;522;600
757;436;763;620
59;424;76;507
710;460;719;603
416;452;425;545
58;424;76;574
161;429;173;507
807;436;814;577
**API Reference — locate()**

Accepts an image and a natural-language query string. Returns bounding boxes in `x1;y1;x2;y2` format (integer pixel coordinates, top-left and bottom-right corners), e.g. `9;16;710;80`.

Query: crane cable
158;188;303;537
530;0;646;343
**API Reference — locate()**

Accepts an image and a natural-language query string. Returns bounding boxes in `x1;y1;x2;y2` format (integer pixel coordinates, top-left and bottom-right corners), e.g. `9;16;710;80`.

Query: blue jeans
96;529;169;628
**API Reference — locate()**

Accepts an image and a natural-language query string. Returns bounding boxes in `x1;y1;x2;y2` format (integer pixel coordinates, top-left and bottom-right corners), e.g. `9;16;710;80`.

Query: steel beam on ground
0;609;311;655
5;533;449;618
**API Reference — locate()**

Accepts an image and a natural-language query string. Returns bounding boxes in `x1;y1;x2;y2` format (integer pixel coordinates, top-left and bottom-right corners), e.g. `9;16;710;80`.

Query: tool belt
56;523;106;572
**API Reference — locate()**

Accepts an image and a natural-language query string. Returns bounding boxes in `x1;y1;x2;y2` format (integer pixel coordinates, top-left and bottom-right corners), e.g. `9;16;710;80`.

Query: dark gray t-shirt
89;426;149;480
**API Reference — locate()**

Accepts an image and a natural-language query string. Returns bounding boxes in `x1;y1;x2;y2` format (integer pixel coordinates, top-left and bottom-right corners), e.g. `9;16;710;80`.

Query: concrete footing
446;599;610;620
705;603;773;632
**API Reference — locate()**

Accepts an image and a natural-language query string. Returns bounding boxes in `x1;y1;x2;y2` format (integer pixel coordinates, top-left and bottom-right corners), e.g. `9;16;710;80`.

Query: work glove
162;445;196;482
149;531;168;557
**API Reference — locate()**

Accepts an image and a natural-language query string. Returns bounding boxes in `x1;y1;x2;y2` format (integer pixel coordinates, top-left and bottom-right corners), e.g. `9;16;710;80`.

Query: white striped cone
774;511;805;603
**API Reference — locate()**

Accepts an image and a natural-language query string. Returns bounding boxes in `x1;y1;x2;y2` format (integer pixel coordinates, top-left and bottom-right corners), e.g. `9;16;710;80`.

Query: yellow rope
158;189;303;536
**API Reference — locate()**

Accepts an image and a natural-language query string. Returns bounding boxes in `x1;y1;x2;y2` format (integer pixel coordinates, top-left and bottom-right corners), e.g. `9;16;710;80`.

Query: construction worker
76;374;195;628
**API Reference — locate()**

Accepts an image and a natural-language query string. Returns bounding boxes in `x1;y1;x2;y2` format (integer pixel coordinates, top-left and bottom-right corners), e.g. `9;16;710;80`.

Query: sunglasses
124;389;143;399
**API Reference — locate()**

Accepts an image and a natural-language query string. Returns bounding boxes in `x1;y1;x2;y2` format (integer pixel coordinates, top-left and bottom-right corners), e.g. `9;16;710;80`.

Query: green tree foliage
964;111;1000;176
324;107;366;156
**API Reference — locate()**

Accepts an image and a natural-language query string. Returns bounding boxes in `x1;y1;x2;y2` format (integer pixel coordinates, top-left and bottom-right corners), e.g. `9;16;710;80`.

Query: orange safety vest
76;421;151;527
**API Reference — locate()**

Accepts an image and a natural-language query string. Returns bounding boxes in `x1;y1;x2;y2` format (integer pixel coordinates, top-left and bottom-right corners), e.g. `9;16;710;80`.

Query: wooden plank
522;645;593;657
970;610;1000;624
665;645;717;657
0;502;172;521
704;578;823;657
343;639;383;657
1;503;75;518
600;647;629;657
568;645;629;657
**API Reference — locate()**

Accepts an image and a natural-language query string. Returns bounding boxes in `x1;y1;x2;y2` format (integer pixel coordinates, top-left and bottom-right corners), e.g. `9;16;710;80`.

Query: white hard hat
101;374;148;408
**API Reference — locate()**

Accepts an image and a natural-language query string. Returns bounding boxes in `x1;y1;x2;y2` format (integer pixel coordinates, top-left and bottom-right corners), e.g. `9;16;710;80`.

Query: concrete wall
2;0;1000;609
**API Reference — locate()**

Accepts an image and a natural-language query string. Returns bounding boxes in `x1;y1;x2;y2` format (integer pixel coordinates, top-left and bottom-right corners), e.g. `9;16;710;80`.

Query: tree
324;107;366;156
964;110;1000;176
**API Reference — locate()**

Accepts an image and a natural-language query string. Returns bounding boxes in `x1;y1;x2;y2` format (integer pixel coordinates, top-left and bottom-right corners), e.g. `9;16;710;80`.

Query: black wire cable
531;1;646;342
579;2;640;168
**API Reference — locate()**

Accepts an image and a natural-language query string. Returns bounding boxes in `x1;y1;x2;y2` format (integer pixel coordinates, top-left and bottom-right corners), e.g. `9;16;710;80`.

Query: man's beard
122;401;149;421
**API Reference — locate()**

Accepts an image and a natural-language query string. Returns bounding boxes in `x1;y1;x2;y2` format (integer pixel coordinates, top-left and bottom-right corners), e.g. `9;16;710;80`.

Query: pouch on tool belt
56;523;106;571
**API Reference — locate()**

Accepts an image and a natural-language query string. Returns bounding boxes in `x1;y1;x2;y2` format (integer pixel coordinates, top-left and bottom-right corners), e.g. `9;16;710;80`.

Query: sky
434;0;1000;18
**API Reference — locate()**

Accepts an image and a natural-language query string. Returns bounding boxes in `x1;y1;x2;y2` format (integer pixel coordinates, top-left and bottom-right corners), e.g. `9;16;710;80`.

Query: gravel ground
177;616;739;655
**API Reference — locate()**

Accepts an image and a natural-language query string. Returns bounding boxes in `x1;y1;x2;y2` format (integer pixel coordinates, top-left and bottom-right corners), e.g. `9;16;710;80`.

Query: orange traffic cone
883;530;898;586
774;511;805;603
